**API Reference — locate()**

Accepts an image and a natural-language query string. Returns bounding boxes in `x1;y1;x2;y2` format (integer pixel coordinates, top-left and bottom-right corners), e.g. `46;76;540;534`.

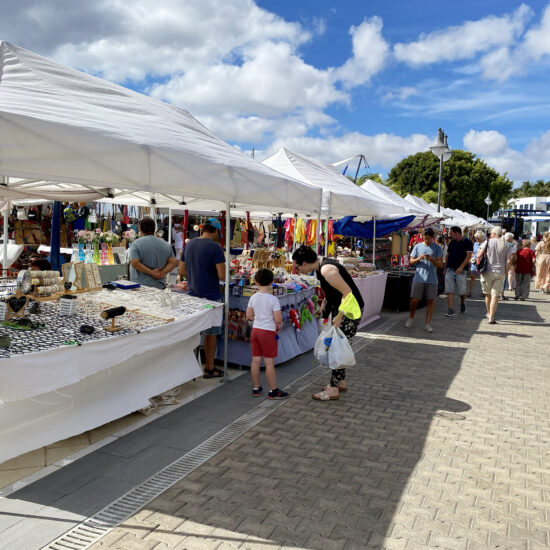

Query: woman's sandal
312;390;339;401
203;367;224;378
322;383;347;392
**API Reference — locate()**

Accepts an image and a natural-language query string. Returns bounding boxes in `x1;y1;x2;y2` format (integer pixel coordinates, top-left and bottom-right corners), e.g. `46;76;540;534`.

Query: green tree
388;150;513;218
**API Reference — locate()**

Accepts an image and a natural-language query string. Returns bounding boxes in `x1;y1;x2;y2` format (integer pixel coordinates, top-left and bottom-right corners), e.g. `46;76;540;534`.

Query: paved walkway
2;287;550;549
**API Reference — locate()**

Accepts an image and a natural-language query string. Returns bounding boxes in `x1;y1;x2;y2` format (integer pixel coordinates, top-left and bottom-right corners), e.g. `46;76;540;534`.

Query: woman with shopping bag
292;245;364;401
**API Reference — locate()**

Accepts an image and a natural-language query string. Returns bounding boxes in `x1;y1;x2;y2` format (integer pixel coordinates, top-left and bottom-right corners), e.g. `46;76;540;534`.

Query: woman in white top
477;226;513;324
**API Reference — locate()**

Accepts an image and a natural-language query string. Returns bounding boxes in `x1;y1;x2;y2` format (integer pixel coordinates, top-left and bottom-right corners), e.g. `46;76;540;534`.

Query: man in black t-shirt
444;226;473;316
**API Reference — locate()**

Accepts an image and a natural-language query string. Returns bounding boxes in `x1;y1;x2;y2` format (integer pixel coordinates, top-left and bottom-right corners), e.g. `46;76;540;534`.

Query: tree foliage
387;150;513;217
511;179;550;198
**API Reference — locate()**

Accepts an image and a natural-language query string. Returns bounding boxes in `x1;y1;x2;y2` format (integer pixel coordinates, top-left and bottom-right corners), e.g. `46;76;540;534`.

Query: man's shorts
250;328;278;358
410;282;437;300
445;269;468;296
480;272;505;297
203;298;223;335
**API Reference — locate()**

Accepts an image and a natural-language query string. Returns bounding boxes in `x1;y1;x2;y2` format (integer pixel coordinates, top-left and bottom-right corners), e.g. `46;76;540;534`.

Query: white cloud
383;86;418;102
463;130;508;156
523;3;550;59
463;129;550;181
394;4;533;66
149;41;348;118
332;17;390;88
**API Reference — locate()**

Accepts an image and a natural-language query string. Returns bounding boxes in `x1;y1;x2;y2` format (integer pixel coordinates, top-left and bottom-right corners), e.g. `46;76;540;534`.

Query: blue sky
2;0;550;183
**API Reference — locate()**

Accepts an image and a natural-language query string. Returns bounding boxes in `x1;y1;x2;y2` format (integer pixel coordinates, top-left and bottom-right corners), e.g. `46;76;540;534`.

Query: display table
353;271;388;328
216;287;318;367
0;289;223;464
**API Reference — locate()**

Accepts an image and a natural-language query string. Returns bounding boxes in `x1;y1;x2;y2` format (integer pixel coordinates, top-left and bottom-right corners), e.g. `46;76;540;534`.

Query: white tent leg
325;192;331;258
315;208;321;254
372;217;376;266
168;207;172;246
293;213;298;252
2;207;8;276
223;202;231;382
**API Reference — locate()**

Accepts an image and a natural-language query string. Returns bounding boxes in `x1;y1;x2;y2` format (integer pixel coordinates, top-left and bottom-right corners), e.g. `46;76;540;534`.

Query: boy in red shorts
246;268;289;399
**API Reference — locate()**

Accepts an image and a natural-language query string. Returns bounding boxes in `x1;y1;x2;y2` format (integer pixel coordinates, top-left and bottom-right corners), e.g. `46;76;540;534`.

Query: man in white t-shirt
246;268;288;400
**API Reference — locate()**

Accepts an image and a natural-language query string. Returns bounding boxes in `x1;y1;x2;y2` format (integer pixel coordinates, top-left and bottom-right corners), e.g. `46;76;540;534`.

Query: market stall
0;284;223;464
0;41;326;465
217;286;318;367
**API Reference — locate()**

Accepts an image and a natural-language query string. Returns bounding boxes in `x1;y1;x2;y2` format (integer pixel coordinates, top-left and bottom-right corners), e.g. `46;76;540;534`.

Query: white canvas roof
262;148;406;218
0;41;321;213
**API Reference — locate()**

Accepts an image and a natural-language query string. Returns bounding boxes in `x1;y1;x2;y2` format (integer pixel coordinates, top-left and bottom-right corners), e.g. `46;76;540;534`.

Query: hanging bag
477;242;488;273
314;326;356;369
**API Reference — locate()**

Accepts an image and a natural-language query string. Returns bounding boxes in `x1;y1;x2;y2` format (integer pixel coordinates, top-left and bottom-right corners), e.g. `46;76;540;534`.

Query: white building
506;197;550;235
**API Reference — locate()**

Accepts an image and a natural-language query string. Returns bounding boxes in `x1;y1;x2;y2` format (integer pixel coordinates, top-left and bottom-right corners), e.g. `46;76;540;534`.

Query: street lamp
484;193;492;226
430;128;451;213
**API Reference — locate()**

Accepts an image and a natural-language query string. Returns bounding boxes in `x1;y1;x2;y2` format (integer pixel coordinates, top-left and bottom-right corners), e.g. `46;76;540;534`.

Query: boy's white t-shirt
248;292;281;331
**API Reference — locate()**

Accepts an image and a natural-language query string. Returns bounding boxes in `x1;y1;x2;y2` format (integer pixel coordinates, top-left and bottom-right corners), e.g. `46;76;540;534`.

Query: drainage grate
42;366;325;550
44;313;402;550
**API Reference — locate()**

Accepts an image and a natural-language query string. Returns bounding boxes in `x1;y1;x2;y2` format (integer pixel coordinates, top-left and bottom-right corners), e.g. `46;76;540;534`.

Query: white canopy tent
262;149;406;218
0;40;326;379
0;41;322;212
262;148;407;256
360;179;440;227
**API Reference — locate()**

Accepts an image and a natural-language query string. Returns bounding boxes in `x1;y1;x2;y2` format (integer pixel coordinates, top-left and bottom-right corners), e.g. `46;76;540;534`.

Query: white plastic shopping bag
314;326;356;369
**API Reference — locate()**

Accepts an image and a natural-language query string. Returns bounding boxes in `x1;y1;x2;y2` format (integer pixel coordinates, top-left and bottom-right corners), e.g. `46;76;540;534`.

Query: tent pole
50;201;61;272
325;192;331;257
2;207;7;276
1;177;7;275
293;213;298;252
168;207;172;246
315;191;323;255
372;217;376;266
223;201;231;382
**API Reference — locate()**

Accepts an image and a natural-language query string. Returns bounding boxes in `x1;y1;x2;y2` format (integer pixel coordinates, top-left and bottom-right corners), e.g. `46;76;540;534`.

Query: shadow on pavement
4;291;547;549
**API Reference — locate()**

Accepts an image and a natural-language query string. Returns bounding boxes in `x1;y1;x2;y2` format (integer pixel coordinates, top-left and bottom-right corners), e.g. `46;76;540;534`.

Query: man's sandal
203;367;224;378
312;390;339;401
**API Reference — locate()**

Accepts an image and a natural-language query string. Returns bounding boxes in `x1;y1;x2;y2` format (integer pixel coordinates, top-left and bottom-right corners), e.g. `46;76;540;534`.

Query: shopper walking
405;228;443;333
246;268;288;400
514;240;536;300
469;230;485;297
478;226;513;324
503;232;518;298
179;218;226;378
535;231;550;293
444;226;473;316
292;245;363;401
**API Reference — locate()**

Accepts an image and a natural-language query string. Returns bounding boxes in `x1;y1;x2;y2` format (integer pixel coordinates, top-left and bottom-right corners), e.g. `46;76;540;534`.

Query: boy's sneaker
268;388;289;400
445;309;455;317
252;386;263;397
460;303;466;314
424;324;433;333
405;317;413;328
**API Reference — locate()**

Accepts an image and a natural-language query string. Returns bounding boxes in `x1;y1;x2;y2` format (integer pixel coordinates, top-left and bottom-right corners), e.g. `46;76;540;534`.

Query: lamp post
484;193;492;226
430;128;451;213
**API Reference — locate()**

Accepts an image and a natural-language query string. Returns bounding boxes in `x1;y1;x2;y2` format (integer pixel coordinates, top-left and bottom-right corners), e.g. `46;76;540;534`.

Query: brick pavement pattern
91;290;550;550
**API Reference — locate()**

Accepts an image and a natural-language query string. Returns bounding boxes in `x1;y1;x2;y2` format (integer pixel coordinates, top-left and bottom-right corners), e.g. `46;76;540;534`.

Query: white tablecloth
353;271;388;328
0;306;222;464
0;305;223;403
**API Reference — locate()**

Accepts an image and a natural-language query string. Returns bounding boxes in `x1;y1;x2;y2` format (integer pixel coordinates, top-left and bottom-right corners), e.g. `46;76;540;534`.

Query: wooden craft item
101;306;126;332
84;263;103;290
5;292;28;320
73;262;86;291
